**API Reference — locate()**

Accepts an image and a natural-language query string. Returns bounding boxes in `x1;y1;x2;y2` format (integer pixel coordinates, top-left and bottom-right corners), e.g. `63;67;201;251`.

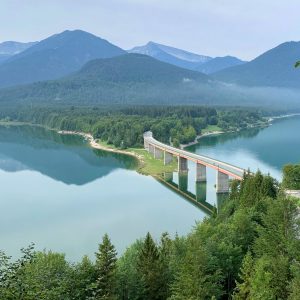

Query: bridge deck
145;135;246;180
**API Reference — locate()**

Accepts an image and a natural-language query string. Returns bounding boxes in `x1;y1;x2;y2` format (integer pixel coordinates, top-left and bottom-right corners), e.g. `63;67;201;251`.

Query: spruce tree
92;234;117;300
137;232;163;300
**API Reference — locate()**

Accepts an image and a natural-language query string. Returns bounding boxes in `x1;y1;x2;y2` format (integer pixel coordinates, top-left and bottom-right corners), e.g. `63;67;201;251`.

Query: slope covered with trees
0;105;266;148
1;171;299;299
213;41;300;89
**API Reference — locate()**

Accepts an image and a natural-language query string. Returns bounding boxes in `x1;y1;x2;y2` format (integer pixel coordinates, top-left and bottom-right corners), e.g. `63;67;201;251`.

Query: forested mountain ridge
0;54;214;105
213;41;300;88
0;30;126;88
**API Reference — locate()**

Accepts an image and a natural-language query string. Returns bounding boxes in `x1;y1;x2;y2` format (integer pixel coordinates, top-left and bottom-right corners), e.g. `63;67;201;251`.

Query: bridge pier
216;171;229;193
164;151;173;165
154;147;163;159
178;157;188;172
196;163;206;182
149;144;155;155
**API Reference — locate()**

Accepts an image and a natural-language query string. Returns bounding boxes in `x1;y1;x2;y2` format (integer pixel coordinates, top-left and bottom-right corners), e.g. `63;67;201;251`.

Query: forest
0;171;299;299
0;105;266;148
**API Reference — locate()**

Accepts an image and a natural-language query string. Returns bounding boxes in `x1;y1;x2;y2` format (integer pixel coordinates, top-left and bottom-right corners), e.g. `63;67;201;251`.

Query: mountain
0;41;37;65
196;56;246;74
128;41;212;71
0;53;212;105
0;30;126;88
1;53;300;109
213;41;300;88
0;54;11;65
0;41;37;55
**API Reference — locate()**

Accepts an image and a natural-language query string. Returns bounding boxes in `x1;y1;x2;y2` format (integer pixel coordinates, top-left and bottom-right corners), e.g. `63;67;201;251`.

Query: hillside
213;41;300;88
196;56;246;74
0;53;300;109
0;53;212;105
0;30;126;88
129;41;211;71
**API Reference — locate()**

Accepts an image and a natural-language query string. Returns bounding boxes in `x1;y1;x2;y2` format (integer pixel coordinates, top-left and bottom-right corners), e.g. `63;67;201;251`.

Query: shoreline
180;131;224;149
57;130;144;162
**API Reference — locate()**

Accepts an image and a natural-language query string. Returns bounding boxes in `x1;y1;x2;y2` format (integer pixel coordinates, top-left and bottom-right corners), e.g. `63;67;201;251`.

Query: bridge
143;131;248;193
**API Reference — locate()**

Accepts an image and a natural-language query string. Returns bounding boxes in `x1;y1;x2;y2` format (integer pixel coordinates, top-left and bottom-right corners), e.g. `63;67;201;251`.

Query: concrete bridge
143;131;248;193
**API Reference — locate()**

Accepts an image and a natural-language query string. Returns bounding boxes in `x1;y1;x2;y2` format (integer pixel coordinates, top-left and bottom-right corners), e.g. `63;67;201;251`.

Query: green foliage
282;164;300;189
0;105;265;148
295;61;300;68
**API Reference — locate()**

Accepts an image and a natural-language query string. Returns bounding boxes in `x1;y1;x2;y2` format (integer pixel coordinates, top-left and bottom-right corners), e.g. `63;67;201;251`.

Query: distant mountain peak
129;41;211;71
0;30;126;88
0;41;37;55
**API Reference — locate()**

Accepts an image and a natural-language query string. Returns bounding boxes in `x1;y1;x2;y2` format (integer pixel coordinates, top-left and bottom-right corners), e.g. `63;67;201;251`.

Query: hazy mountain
0;54;11;65
196;56;246;74
0;30;126;88
1;53;300;109
0;53;212;105
0;41;37;65
128;41;212;71
0;41;37;55
213;41;300;88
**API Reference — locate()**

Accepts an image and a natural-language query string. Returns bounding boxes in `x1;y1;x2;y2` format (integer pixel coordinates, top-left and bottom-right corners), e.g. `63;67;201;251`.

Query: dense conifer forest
0;105;265;148
0;171;299;299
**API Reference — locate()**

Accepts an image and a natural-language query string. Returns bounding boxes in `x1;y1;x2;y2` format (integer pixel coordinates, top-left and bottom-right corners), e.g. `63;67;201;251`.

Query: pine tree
137;232;163;300
92;234;117;300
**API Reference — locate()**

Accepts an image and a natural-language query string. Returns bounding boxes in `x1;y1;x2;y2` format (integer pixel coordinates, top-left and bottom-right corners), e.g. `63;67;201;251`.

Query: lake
0;125;205;261
1;116;299;261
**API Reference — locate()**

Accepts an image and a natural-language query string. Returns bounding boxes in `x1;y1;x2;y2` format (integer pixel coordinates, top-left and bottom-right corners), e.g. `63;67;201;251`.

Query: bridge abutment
144;140;149;150
154;147;163;159
149;144;155;155
178;157;188;172
196;163;206;182
216;171;229;193
164;151;173;165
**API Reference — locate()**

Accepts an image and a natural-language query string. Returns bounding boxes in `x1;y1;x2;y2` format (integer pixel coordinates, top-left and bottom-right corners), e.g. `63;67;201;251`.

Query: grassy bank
95;139;177;175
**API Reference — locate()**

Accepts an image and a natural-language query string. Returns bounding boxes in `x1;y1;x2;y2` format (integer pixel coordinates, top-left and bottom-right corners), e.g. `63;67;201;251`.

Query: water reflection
187;127;262;151
0;125;206;260
157;172;219;215
0;125;137;185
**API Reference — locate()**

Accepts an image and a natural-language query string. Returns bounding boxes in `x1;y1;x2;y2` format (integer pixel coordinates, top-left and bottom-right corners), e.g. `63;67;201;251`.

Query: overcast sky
1;0;299;60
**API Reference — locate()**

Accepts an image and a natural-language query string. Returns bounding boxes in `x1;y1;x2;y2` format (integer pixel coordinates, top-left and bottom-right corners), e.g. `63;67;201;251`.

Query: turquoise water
180;116;300;207
187;116;300;180
0;125;205;261
1;116;299;261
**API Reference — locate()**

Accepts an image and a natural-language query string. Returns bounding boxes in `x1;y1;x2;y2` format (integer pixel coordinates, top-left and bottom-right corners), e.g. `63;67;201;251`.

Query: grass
95;139;177;175
127;148;177;175
201;125;222;134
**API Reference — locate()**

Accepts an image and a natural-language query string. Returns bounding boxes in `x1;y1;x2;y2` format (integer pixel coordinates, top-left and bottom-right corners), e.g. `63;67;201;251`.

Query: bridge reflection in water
156;172;229;216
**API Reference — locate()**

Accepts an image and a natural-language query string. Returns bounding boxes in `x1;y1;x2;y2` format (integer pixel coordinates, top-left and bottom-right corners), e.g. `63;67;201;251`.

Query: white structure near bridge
143;131;248;193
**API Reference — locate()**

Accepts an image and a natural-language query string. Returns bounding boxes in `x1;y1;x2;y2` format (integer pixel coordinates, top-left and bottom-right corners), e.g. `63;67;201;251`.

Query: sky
0;0;299;60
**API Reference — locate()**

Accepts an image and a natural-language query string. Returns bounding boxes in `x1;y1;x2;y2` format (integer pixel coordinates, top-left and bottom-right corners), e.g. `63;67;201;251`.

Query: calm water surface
1;116;299;260
0;125;205;261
